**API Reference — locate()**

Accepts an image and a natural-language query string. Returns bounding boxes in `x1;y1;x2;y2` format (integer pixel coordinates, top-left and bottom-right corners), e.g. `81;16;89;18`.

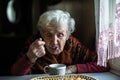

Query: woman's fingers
36;45;46;57
38;38;45;46
29;38;46;58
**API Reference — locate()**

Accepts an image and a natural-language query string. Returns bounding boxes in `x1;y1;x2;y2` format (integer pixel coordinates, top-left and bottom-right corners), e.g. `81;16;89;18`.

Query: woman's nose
51;35;58;45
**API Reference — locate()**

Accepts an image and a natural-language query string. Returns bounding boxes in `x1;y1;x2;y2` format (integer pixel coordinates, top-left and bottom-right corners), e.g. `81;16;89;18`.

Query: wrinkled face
41;26;68;55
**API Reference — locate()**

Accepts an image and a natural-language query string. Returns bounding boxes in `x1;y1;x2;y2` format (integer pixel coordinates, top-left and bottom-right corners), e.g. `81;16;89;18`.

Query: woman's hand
66;65;77;74
26;38;46;63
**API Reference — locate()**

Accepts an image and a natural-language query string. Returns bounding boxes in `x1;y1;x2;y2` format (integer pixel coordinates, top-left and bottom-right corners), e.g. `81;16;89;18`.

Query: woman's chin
49;50;60;55
54;52;61;55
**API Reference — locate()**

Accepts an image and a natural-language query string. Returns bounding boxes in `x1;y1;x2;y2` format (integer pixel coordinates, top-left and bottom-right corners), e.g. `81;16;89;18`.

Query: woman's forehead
43;26;67;33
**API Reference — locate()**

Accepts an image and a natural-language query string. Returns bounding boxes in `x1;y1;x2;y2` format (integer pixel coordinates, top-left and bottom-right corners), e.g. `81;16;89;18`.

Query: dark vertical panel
77;0;96;51
0;0;33;75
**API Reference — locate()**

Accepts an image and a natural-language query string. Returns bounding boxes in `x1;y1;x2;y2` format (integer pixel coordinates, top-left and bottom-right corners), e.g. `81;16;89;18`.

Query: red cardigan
11;34;110;75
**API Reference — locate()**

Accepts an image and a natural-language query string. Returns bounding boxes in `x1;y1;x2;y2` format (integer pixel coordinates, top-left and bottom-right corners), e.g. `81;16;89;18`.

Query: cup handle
44;66;49;74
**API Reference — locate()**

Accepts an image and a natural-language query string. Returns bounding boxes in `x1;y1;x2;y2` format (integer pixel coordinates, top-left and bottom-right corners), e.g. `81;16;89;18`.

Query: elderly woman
11;10;109;75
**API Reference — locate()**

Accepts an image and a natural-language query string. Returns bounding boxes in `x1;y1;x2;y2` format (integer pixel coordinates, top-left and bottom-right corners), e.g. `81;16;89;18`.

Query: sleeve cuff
76;64;88;73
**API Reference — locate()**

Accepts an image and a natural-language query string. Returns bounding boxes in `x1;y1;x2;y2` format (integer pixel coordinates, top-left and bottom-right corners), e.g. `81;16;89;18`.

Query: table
0;72;120;80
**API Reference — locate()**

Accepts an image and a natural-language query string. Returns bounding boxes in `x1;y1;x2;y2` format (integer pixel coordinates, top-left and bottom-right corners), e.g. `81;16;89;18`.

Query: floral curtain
95;0;120;66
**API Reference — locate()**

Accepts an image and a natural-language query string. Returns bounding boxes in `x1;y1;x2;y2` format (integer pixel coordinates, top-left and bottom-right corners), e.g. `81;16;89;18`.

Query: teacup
44;64;66;75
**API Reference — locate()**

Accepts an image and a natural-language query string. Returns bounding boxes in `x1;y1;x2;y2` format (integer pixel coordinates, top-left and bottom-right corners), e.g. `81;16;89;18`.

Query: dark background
0;0;95;76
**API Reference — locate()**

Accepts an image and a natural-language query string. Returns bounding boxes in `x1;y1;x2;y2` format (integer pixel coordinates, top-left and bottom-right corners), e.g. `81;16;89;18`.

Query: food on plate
64;77;86;80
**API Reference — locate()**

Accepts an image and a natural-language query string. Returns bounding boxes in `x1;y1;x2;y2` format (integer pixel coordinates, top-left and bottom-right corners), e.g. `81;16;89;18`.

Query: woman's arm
66;36;110;73
11;54;34;76
11;34;41;75
77;62;110;73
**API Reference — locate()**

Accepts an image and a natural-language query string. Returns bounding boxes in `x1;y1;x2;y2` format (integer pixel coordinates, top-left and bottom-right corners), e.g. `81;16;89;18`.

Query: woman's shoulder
65;35;82;49
67;35;81;44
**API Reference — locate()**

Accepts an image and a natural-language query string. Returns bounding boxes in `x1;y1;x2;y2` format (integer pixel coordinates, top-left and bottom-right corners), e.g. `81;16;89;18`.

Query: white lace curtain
95;0;120;66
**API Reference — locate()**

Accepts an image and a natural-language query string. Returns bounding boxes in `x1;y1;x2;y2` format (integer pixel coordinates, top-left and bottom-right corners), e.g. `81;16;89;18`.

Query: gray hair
37;10;75;38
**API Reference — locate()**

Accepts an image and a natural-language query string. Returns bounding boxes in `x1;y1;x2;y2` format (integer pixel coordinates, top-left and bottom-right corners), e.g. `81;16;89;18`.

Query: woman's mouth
49;45;59;51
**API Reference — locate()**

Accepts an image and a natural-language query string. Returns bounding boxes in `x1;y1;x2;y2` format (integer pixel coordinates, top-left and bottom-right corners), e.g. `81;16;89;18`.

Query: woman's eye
57;33;64;37
44;33;51;37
